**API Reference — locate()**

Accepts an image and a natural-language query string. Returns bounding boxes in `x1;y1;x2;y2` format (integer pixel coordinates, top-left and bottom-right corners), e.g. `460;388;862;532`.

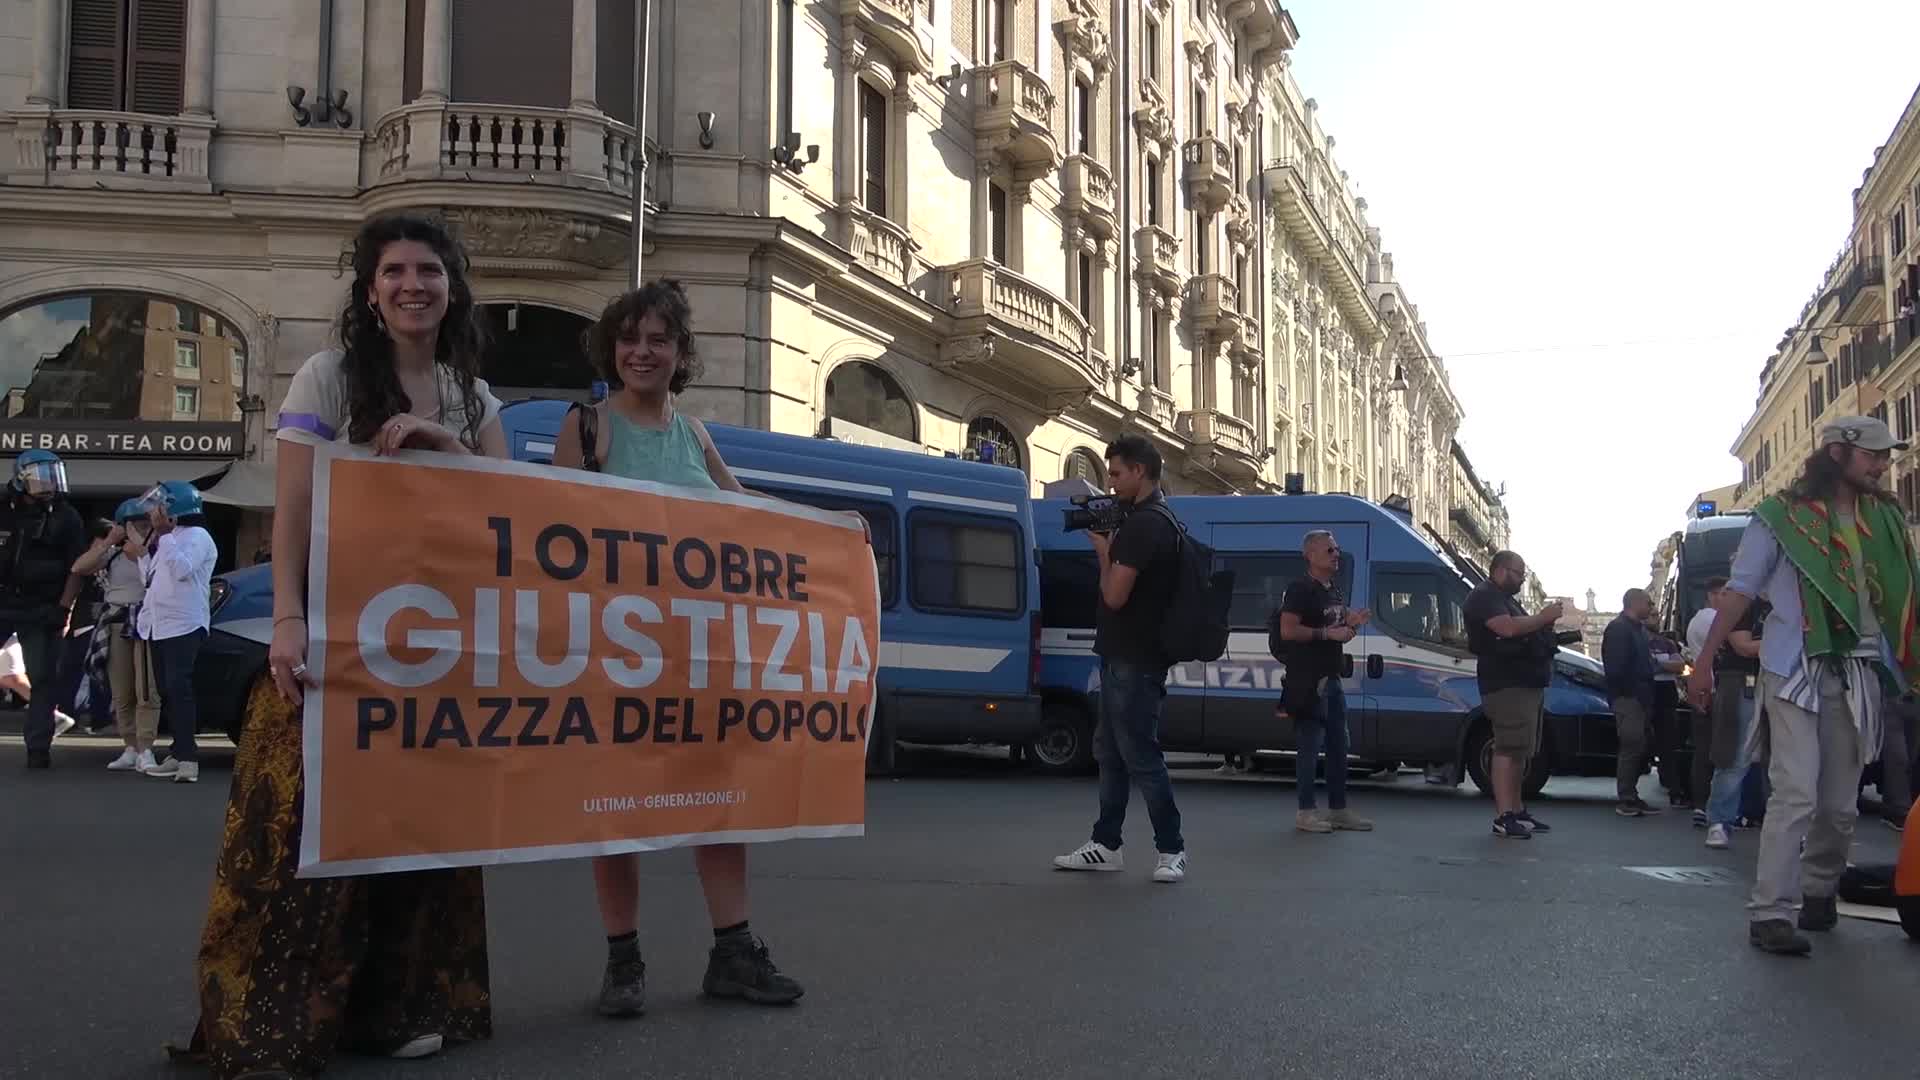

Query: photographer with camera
1052;435;1190;884
1464;551;1565;838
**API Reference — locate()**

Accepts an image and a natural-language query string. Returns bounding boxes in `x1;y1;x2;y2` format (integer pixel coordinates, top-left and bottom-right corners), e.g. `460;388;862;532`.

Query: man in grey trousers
1690;416;1920;955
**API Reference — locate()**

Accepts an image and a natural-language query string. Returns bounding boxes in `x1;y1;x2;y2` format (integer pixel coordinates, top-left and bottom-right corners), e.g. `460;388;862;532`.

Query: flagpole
629;0;652;290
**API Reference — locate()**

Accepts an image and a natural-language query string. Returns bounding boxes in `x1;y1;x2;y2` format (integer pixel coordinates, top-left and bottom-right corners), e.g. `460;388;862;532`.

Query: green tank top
603;408;717;490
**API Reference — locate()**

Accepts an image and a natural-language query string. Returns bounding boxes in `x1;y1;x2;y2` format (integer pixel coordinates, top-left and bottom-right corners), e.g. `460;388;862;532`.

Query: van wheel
1900;896;1920;942
1466;723;1552;799
864;705;898;777
1030;705;1095;776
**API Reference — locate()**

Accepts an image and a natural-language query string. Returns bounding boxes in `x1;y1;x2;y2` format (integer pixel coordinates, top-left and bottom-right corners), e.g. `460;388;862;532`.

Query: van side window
910;513;1022;614
1039;551;1100;627
1374;568;1471;651
1215;554;1353;630
745;487;898;608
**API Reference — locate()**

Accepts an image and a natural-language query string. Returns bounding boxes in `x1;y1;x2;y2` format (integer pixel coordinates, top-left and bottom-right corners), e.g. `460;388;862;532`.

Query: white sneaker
1052;841;1124;872
389;1034;443;1060
144;757;179;778
1705;824;1731;850
106;748;138;771
52;711;75;738
134;749;157;773
1152;851;1188;883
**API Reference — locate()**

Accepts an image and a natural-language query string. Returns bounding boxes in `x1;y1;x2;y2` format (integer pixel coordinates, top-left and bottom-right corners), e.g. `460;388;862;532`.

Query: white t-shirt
275;349;502;449
1685;607;1715;660
100;549;145;607
137;526;218;641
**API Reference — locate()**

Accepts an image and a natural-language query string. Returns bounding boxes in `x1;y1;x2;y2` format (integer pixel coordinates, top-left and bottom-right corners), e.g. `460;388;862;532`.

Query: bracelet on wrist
274;615;306;627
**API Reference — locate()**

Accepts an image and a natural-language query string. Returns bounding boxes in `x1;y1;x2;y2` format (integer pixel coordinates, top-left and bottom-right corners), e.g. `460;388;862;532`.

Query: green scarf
1752;492;1920;690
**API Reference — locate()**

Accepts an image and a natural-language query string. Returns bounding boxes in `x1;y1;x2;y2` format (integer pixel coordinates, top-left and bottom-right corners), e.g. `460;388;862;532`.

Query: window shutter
66;0;126;110
860;82;887;215
128;0;187;115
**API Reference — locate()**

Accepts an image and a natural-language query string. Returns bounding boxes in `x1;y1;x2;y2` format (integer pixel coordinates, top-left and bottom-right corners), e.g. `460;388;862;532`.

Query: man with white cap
1691;414;1920;955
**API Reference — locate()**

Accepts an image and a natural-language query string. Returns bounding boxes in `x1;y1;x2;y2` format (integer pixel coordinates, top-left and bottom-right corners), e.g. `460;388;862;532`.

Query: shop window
824;361;917;442
1064;447;1105;485
965;416;1023;471
0;291;247;422
477;303;595;400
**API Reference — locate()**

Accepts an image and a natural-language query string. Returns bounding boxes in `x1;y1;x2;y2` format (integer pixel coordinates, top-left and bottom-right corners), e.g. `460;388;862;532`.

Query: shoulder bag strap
571;402;602;472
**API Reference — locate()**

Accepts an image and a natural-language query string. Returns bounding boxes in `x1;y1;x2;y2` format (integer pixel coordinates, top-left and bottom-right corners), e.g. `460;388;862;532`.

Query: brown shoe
1328;808;1374;831
1749;919;1812;955
1295;809;1332;833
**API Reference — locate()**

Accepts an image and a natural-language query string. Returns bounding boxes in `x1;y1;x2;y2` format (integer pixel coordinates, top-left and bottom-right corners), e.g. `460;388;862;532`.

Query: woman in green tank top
553;280;811;1018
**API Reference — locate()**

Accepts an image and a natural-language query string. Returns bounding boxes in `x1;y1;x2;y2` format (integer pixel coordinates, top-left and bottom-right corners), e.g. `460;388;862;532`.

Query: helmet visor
16;459;66;497
136;483;170;514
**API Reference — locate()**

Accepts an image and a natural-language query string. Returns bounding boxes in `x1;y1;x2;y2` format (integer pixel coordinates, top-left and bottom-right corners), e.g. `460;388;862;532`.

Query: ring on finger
290;663;308;678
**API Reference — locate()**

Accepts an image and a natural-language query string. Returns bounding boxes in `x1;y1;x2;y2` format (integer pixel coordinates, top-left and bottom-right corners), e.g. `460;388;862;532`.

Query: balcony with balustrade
1133;224;1181;295
839;0;935;73
1263;158;1376;334
972;61;1057;172
1061;154;1116;240
6;110;215;192
1182;136;1233;214
1178;408;1263;481
848;209;915;285
371;101;636;202
939;259;1098;397
1185;273;1241;337
1837;256;1885;322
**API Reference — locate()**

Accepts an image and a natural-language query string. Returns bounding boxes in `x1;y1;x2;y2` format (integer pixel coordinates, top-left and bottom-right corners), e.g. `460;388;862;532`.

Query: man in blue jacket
1604;588;1679;816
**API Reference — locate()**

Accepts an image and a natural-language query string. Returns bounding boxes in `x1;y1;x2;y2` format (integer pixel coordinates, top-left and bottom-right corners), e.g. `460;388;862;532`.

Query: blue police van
198;401;1044;772
1032;488;1616;795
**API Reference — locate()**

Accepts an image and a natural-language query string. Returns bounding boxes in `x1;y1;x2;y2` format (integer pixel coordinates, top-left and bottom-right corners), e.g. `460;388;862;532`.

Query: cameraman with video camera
1051;435;1190;884
1464;550;1568;838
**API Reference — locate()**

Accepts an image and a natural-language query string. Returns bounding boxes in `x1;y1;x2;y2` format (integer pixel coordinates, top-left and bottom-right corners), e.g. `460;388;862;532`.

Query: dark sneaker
704;934;804;1005
1692;808;1708;828
1734;816;1761;830
1615;800;1644;817
1514;810;1550;833
597;951;647;1017
1886;811;1907;833
1798;894;1838;932
1749;919;1811;955
25;750;50;770
1492;813;1532;839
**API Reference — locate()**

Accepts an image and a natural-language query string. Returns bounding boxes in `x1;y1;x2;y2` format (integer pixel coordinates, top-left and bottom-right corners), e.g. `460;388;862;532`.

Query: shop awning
198;460;276;509
0;456;231;498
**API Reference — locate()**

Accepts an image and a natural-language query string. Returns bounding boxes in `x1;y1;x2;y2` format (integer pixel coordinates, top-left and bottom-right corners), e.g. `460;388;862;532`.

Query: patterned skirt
167;679;492;1079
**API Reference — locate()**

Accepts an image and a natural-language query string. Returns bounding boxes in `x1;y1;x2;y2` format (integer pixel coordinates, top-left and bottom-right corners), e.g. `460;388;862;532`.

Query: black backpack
1141;503;1234;663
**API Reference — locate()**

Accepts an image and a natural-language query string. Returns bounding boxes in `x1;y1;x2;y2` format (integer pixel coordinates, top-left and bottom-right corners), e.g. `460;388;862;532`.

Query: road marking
1623;865;1740;886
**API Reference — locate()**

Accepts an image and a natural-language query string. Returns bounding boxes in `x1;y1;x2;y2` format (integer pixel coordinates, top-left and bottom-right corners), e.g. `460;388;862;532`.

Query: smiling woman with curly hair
167;212;504;1079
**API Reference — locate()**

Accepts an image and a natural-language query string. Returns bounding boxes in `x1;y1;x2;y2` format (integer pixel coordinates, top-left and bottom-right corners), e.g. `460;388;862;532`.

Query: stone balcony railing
1133;224;1181;294
839;0;935;72
1180;408;1262;477
6;109;215;192
1186;273;1240;335
850;211;914;284
1137;385;1178;427
972;60;1057;170
1181;135;1234;213
373;101;636;196
942;259;1097;394
1060;154;1115;239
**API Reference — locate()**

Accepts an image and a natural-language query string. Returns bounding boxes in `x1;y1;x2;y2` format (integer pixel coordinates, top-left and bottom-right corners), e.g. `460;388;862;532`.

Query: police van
200;401;1044;768
1032;489;1616;796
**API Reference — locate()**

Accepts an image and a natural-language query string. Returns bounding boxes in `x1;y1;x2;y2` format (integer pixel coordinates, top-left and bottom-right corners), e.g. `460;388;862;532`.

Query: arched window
966;416;1023;472
824;361;917;442
0;291;247;423
1064;447;1105;485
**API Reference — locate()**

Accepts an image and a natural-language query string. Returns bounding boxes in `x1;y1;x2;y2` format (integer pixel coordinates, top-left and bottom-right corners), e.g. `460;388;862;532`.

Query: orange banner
296;446;879;877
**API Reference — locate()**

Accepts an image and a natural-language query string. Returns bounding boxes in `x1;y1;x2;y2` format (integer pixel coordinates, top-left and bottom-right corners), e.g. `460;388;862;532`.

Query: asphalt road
3;728;1915;1080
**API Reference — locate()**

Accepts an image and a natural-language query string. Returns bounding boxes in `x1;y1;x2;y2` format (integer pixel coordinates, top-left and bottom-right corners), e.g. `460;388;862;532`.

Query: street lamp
1805;335;1829;365
1388;363;1409;392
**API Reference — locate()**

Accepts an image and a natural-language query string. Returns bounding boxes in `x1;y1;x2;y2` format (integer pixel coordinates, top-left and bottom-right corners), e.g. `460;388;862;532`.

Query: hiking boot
704;934;803;1005
1295;809;1332;834
1328;808;1374;832
1798;894;1838;932
597;951;647;1017
1749;919;1811;955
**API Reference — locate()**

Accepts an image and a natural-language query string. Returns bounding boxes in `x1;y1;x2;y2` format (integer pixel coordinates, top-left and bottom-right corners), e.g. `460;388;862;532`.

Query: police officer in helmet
0;449;89;769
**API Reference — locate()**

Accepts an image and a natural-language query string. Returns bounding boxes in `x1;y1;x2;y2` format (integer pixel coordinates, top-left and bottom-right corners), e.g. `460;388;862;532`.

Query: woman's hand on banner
376;414;463;456
270;616;317;703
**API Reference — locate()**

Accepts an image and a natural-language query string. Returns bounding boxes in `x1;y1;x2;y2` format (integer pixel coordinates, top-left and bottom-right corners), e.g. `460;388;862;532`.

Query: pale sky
1286;0;1919;608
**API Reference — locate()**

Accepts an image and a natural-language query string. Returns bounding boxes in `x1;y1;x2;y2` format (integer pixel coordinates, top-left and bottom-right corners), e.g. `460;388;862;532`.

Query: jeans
1295;678;1350;811
1090;659;1184;855
151;629;206;764
1750;668;1862;922
3;619;63;754
1705;681;1755;827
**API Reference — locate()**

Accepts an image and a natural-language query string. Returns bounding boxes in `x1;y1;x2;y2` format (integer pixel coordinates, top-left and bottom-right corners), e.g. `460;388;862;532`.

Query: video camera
1062;493;1128;534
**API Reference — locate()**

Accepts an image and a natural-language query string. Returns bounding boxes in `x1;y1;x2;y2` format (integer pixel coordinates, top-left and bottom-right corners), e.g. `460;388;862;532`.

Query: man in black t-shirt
1272;530;1372;834
1463;550;1565;838
1053;435;1188;883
